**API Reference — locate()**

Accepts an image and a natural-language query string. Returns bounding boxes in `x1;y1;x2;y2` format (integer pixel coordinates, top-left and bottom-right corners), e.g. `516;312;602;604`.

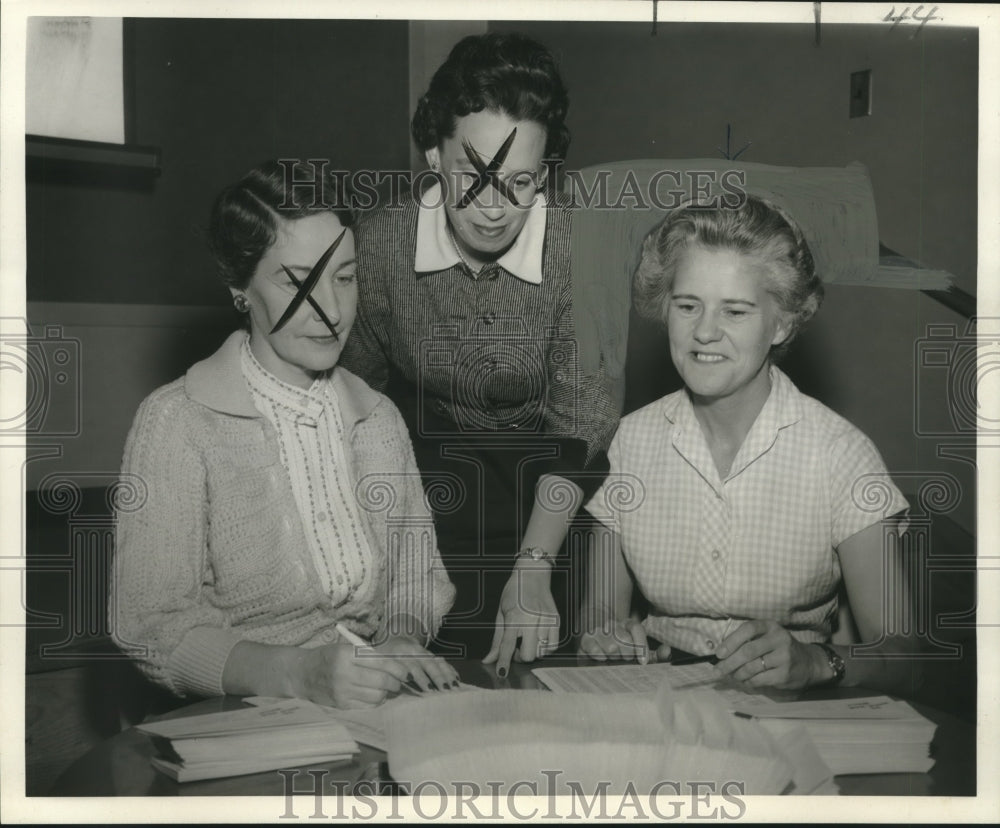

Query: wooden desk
49;657;975;797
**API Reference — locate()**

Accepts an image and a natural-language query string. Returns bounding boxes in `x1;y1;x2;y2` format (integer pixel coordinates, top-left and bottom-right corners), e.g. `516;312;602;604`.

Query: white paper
137;697;334;739
532;661;718;694
25;17;125;144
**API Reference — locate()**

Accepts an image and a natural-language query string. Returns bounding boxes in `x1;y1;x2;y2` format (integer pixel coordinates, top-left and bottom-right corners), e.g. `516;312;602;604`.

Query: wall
492;21;977;296
490;20;979;533
407;20;488;171
23;18;413;491
22;302;234;491
27;18;411;306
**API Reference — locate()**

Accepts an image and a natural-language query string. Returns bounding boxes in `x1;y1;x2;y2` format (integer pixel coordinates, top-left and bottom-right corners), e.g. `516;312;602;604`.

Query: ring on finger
759;655;767;671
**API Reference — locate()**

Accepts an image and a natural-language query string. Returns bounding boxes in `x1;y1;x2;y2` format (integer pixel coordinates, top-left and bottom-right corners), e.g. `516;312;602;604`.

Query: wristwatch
815;643;846;686
516;546;555;565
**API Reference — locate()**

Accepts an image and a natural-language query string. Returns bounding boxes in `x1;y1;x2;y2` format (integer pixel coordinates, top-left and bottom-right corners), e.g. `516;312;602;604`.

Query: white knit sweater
111;331;455;697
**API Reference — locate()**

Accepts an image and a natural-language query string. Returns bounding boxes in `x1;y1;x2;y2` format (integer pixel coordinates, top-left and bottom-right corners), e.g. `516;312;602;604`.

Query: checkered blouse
585;367;909;655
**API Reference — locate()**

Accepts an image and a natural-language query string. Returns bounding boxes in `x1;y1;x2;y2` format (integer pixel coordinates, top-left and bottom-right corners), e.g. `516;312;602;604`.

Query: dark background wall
491;21;977;296
491;20;979;533
27;18;411;306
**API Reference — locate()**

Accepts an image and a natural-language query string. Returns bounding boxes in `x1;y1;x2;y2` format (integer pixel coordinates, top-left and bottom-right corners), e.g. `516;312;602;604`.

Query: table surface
49;657;976;797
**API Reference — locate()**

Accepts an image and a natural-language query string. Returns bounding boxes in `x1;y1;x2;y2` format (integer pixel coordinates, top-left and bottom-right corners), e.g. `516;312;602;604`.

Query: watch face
519;547;551;562
822;645;845;682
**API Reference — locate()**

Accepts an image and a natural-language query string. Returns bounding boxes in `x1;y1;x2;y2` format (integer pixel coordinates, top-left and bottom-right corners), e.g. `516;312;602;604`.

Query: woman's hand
578;617;651;663
371;633;460;691
290;643;412;709
482;561;560;677
714;619;829;690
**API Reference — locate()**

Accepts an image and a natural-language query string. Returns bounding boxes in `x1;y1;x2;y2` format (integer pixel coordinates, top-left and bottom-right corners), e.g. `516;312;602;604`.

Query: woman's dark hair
208;160;354;290
634;196;824;361
411;32;570;160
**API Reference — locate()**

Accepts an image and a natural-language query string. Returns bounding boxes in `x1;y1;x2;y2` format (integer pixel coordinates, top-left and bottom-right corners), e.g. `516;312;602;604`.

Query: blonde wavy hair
634;196;824;360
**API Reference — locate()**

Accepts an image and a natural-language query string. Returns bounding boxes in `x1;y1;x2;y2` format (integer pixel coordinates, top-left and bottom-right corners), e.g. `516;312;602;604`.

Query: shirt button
711;549;721;560
317;512;328;522
705;639;716;651
481;311;496;325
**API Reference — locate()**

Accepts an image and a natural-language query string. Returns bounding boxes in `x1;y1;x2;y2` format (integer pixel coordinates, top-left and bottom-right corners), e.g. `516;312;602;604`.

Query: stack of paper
245;682;480;751
385;686;807;795
532;664;936;777
739;697;937;776
137;698;359;782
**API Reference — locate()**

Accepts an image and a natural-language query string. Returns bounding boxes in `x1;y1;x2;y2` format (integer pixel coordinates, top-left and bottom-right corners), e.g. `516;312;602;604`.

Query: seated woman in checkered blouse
112;161;456;708
580;196;918;693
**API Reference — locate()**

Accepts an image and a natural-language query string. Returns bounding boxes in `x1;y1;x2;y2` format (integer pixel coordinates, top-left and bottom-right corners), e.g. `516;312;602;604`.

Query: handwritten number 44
883;5;941;30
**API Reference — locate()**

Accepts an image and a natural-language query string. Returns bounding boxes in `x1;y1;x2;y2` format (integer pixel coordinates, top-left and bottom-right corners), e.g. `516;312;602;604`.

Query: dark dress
341;195;620;657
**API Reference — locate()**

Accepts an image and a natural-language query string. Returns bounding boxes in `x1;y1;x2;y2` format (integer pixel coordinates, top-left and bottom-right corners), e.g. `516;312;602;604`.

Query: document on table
531;664;913;720
385;686;801;796
532;661;718;694
140;697;335;739
729;696;918;719
245;683;480;752
138;698;359;782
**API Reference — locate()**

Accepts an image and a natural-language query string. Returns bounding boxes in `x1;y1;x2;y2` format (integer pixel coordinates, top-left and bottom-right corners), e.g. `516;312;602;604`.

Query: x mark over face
269;228;347;336
456;127;520;209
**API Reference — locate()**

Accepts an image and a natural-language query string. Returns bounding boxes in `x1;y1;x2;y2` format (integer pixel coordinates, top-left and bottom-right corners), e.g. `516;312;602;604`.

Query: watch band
815;643;846;686
516;546;555;565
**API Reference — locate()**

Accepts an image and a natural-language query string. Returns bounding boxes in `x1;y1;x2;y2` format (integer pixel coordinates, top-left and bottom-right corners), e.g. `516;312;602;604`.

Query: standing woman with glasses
341;33;622;674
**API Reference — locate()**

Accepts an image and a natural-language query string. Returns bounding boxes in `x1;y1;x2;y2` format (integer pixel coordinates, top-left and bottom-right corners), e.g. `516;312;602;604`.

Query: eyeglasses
443;130;547;210
447;168;544;207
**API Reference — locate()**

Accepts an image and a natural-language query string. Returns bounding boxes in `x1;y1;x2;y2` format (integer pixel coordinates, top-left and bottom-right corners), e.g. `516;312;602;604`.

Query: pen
333;622;428;695
667;654;719;667
334;622;370;648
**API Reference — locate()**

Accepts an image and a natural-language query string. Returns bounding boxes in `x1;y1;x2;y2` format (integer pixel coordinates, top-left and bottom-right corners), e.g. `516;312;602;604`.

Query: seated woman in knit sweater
111;161;457;709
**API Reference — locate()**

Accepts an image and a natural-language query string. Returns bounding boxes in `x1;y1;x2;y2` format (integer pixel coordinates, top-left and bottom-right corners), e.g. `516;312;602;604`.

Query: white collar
240;335;330;422
413;181;548;284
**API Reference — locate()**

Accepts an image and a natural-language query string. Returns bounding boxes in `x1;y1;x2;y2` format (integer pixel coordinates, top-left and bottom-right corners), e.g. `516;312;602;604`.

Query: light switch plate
850;69;872;118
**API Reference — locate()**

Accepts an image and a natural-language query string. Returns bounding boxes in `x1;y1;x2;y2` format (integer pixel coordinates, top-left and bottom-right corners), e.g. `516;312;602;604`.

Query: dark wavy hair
208;160;354;291
411;32;570;160
634;196;824;361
